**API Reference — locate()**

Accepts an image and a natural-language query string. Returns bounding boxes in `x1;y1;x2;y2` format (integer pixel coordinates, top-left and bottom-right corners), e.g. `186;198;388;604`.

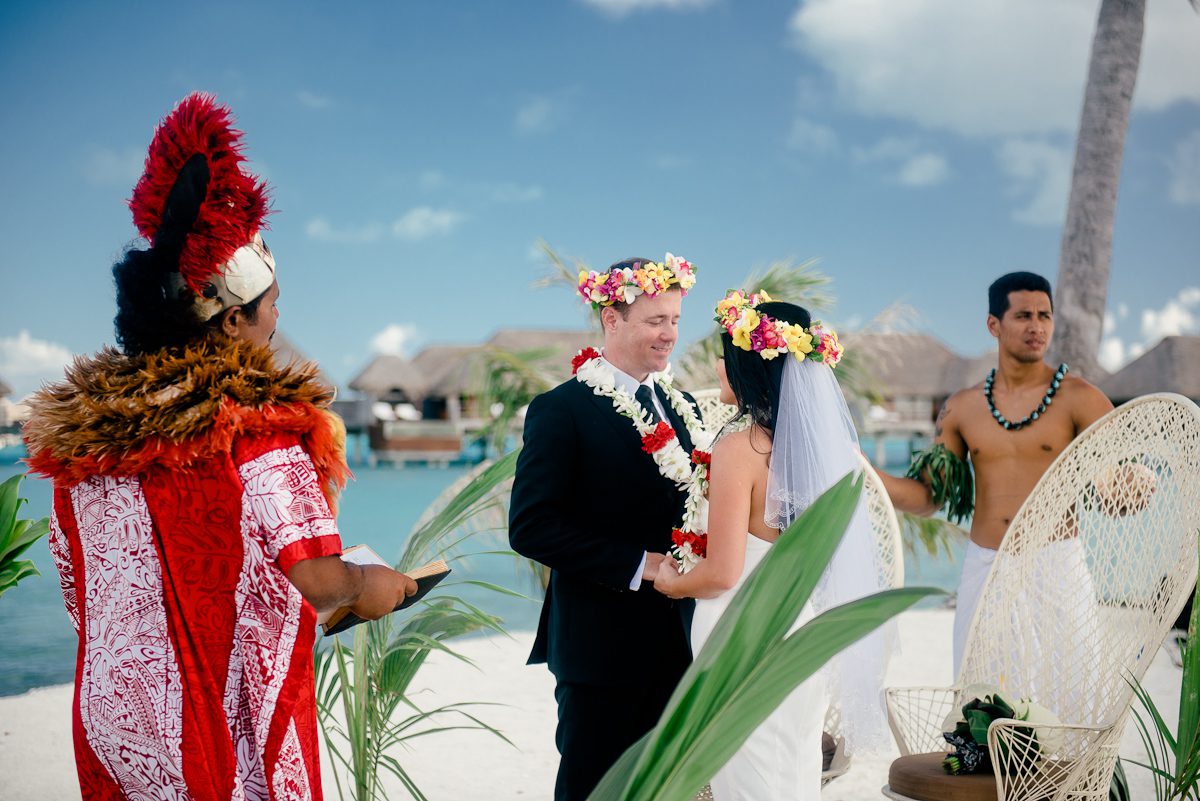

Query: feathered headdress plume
129;92;270;293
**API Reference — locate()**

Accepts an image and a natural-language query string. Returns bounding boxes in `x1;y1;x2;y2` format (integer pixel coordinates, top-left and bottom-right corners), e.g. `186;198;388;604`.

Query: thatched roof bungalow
349;329;598;422
847;332;993;438
1099;336;1200;405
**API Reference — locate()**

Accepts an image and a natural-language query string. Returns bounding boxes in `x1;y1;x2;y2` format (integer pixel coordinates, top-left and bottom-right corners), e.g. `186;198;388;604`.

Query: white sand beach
0;609;1181;800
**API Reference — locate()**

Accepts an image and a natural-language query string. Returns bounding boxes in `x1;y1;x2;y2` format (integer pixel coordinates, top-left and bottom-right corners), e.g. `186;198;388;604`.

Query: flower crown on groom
577;253;697;309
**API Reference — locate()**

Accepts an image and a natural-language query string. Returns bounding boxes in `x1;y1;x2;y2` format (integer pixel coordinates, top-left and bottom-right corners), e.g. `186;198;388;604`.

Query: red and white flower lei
572;347;713;573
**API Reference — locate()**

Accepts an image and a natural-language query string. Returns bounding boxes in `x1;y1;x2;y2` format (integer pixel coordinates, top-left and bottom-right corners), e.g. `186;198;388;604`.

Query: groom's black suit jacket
509;376;697;687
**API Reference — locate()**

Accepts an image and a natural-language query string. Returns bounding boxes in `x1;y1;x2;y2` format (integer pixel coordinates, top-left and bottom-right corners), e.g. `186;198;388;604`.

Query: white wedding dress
690;533;826;801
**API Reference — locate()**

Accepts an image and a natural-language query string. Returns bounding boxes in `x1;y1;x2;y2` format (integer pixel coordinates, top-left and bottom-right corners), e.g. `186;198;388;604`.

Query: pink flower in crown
577;270;609;304
607;268;642;304
761;321;787;351
819;332;844;367
665;253;696;294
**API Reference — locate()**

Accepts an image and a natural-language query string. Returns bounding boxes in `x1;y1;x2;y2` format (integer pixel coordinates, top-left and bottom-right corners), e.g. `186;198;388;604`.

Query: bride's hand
654;561;686;599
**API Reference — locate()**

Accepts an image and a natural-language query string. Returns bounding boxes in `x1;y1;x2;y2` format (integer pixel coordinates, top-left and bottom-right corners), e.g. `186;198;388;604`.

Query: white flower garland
574;352;713;573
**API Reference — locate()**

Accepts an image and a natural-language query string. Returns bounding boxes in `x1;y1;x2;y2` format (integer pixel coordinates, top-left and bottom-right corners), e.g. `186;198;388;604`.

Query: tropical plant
0;473;49;600
587;472;943;801
475;346;555;457
315;452;537;801
1129;551;1200;800
1051;0;1198;380
899;511;967;562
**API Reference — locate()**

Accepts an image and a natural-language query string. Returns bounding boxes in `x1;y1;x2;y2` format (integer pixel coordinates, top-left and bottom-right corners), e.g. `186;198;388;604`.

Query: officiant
509;255;704;801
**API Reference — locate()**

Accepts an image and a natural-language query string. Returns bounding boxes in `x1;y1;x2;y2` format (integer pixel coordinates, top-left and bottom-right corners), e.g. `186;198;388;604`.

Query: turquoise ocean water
0;440;962;697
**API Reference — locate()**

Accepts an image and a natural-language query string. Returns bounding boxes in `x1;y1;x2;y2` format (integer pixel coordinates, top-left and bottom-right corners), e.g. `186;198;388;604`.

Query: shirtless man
876;271;1113;674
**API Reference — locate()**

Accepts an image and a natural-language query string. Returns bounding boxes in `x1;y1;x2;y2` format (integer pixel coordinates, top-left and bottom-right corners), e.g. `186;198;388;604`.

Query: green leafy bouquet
907;444;974;524
942;684;1062;775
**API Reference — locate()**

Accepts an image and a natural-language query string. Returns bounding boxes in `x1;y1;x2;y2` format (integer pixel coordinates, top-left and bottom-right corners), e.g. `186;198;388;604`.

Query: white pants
953;541;997;678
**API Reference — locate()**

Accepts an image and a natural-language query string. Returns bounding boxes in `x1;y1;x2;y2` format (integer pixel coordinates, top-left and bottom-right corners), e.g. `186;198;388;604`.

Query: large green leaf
0;474;49;600
2;517;49;563
0;559;40;598
589;473;943;801
0;474;24;551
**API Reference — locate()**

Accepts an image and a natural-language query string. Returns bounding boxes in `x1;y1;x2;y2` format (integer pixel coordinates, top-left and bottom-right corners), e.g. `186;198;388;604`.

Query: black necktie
635;385;663;425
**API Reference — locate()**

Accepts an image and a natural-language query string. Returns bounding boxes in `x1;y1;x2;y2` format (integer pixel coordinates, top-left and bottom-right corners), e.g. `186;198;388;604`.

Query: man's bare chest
959;401;1075;467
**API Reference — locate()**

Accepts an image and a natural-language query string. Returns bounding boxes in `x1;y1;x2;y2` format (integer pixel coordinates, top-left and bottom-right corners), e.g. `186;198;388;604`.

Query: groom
509;256;700;801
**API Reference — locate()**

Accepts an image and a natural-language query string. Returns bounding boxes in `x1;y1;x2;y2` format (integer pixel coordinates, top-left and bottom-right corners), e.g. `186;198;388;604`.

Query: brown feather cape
23;338;349;507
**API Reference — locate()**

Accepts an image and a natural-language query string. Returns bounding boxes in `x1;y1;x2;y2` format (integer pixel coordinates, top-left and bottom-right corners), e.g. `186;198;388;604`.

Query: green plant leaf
2;517;48;563
0;560;40;598
589;473;944;801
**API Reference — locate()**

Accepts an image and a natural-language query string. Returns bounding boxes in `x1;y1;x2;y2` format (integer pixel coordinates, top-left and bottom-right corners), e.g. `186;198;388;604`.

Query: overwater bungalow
846;332;993;461
350;328;597;463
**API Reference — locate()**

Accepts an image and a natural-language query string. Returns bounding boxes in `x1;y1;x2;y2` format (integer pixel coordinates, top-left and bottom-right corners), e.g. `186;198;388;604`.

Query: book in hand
318;545;451;637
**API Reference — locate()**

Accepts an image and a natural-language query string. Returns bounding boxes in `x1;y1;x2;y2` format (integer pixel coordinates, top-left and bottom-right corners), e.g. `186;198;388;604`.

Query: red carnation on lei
691;449;711;466
641;421;677;454
672;528;708;559
571;346;601;375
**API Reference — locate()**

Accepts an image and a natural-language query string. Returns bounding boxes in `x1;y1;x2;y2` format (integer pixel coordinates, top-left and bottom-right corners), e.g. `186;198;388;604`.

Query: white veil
765;357;893;753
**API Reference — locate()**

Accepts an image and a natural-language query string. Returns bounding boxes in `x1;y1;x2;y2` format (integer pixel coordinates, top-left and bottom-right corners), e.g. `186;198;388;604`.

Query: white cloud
1141;286;1200;342
391;207;465;241
996;139;1072;225
581;0;713;18
853;137;949;187
83;147;143;187
0;331;74;397
370;324;421;357
515;97;557;135
789;0;1200;139
1098;288;1200;371
1168;130;1200;206
897;153;950;187
296;90;333;109
306;217;386;244
787;116;839;154
1097;336;1124;371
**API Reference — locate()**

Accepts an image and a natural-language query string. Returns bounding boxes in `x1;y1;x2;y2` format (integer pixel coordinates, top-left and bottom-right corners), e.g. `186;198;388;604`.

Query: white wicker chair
882;393;1200;801
690;388;905;785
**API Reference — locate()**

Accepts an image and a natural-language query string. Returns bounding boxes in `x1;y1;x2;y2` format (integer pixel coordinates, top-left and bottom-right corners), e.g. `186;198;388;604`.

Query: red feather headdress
128;93;270;294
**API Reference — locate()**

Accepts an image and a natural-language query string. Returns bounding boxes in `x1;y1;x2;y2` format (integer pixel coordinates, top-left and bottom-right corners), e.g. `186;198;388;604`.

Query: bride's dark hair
721;301;812;434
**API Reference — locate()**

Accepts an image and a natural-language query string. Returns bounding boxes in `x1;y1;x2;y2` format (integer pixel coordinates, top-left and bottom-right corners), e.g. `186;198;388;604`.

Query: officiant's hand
350;564;418;620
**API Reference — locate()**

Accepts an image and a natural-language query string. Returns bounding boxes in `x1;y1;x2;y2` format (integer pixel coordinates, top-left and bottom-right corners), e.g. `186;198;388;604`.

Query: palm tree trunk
1050;0;1145;381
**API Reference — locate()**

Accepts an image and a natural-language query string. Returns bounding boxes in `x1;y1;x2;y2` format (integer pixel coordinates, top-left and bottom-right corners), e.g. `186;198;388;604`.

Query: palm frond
316;453;529;800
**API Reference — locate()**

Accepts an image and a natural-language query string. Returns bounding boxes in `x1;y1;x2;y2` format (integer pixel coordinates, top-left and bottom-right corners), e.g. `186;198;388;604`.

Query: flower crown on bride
714;288;845;367
576;253;697;309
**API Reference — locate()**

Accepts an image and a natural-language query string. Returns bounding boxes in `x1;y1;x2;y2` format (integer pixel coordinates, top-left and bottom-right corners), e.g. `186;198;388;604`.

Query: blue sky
1;0;1198;398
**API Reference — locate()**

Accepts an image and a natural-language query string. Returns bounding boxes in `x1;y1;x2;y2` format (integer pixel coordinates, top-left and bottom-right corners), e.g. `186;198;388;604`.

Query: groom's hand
641;552;668;583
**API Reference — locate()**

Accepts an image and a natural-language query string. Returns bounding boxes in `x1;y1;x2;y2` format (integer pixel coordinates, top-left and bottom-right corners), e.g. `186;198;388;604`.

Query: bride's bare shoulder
711;426;772;464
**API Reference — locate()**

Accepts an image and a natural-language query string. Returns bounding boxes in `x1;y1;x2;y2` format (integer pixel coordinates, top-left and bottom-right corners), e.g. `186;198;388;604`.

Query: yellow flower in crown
730;308;760;350
714;290;750;328
780;322;814;356
634;261;671;294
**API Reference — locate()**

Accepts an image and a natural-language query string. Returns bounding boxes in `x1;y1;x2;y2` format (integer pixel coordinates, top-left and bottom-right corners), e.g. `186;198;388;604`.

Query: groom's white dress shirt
601;355;670;591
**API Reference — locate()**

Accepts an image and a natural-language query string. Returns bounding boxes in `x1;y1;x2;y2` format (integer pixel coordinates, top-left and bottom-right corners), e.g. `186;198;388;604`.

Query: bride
654;291;891;801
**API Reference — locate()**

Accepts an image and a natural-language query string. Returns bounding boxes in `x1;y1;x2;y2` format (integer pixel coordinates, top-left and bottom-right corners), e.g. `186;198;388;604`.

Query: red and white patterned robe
46;432;340;801
25;342;349;801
